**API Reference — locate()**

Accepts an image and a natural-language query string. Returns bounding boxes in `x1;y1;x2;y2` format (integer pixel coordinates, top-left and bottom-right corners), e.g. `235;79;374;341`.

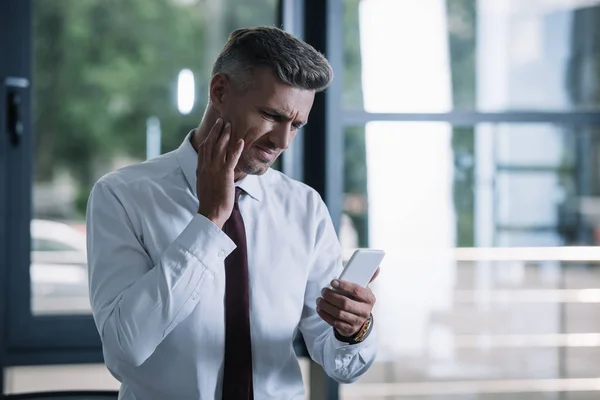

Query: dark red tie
222;187;253;400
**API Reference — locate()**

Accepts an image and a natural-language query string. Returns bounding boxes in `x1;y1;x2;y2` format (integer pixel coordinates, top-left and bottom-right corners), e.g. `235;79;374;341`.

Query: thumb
226;139;244;170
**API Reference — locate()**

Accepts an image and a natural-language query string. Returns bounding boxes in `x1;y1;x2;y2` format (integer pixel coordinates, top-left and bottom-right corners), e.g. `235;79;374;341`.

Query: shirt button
218;250;226;258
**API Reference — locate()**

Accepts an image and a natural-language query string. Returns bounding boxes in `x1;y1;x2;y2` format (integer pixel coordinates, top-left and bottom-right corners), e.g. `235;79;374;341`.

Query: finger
331;280;376;305
196;125;208;165
197;135;205;165
321;288;370;319
226;139;244;170
369;267;380;283
316;307;354;335
202;136;210;166
204;118;224;164
316;297;363;327
214;122;231;164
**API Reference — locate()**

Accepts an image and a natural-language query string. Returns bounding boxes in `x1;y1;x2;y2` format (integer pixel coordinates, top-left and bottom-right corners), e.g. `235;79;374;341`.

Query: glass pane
31;0;277;316
341;122;600;398
343;0;600;112
496;172;564;227
341;122;600;249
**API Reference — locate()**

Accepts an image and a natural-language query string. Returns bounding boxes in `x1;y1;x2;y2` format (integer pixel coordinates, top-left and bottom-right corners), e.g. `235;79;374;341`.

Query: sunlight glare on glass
177;69;195;115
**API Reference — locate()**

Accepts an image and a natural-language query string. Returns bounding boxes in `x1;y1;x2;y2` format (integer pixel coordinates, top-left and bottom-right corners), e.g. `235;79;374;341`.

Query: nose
270;123;294;150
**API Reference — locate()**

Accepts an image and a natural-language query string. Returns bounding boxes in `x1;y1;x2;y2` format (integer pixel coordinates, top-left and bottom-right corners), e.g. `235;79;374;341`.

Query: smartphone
337;249;385;288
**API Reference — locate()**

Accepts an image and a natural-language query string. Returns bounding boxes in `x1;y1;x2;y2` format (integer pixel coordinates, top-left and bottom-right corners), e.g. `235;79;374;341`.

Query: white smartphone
337;249;385;288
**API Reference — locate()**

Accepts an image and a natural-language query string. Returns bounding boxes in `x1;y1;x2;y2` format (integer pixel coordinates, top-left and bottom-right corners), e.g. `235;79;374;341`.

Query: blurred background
2;0;600;399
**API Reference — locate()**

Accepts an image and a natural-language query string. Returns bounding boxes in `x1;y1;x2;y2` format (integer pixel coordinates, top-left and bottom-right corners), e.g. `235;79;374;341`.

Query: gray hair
211;26;333;92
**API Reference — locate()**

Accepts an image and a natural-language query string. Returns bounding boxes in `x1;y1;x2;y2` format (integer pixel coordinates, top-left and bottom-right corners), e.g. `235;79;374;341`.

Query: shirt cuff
175;214;236;273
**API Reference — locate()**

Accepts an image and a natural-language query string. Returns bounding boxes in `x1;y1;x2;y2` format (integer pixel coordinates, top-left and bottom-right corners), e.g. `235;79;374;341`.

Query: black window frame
0;0;104;365
0;0;98;391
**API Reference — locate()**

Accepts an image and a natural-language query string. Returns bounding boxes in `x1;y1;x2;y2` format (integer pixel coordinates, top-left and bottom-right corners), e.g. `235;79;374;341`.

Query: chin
242;167;269;176
238;159;271;176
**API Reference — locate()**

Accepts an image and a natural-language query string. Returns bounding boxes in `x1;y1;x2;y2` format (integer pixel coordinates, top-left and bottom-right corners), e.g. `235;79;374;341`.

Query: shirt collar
176;130;263;201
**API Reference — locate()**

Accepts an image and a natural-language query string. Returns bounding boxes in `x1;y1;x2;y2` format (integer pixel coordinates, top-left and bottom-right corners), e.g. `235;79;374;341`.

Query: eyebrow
263;107;307;128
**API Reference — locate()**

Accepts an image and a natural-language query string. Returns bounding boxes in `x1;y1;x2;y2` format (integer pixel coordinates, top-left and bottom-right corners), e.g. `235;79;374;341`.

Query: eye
261;111;277;120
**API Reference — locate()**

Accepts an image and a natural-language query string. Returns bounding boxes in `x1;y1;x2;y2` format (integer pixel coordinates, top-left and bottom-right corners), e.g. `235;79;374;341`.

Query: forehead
243;68;315;119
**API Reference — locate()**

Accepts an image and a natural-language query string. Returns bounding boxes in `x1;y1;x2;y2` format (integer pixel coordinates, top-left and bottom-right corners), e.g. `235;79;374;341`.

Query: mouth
253;145;278;162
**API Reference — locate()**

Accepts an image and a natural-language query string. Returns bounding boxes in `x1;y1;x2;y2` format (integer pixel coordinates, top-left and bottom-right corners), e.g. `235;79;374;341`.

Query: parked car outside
30;218;91;314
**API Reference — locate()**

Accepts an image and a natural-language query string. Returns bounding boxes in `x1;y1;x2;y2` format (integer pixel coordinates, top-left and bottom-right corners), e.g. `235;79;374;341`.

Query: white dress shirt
86;133;377;400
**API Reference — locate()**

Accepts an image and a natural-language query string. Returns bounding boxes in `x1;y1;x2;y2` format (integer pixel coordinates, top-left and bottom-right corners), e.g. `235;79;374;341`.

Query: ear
209;73;231;112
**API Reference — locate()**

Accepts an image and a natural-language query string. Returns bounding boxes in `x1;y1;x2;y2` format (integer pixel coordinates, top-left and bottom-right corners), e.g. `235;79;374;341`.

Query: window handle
4;76;29;147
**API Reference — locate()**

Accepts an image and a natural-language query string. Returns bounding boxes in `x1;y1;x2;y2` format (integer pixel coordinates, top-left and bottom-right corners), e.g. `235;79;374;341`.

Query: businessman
87;26;378;399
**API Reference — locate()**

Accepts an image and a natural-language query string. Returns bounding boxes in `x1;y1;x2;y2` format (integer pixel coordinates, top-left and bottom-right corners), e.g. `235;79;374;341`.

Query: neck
191;106;219;149
191;106;247;182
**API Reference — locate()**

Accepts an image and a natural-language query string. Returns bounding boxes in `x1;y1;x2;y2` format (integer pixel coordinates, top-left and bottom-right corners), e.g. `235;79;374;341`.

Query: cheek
237;115;271;143
223;105;261;139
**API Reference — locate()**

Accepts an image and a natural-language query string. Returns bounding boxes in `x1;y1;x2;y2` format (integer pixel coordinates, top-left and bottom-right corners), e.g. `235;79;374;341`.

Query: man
87;27;378;400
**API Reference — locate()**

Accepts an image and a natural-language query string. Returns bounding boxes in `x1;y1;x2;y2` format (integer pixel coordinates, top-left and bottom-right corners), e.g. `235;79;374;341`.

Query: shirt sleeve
87;180;236;367
297;192;378;384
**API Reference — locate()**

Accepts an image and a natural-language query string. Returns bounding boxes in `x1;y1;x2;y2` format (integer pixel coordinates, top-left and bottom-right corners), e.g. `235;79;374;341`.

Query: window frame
0;0;104;361
279;0;347;398
342;111;600;126
0;2;11;391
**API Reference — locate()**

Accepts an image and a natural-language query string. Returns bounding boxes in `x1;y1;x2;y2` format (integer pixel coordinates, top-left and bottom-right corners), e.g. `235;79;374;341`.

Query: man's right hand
196;118;245;229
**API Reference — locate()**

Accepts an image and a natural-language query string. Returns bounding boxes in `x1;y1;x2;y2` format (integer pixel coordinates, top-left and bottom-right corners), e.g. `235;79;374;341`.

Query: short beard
236;152;271;175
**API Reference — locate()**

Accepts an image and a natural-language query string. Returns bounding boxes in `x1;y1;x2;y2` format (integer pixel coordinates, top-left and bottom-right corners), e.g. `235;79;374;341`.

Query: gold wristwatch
334;314;373;345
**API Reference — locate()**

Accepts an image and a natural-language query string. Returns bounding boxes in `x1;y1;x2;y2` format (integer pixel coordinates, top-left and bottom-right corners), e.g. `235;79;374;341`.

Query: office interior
2;0;600;399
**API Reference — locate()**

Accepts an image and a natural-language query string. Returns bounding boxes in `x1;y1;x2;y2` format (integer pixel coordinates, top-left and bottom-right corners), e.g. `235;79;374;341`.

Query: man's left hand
316;268;379;338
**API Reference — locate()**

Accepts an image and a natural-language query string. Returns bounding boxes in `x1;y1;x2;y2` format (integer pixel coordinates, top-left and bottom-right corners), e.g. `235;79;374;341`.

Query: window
29;0;277;317
340;0;600;398
342;122;600;249
343;0;600;113
4;0;279;356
